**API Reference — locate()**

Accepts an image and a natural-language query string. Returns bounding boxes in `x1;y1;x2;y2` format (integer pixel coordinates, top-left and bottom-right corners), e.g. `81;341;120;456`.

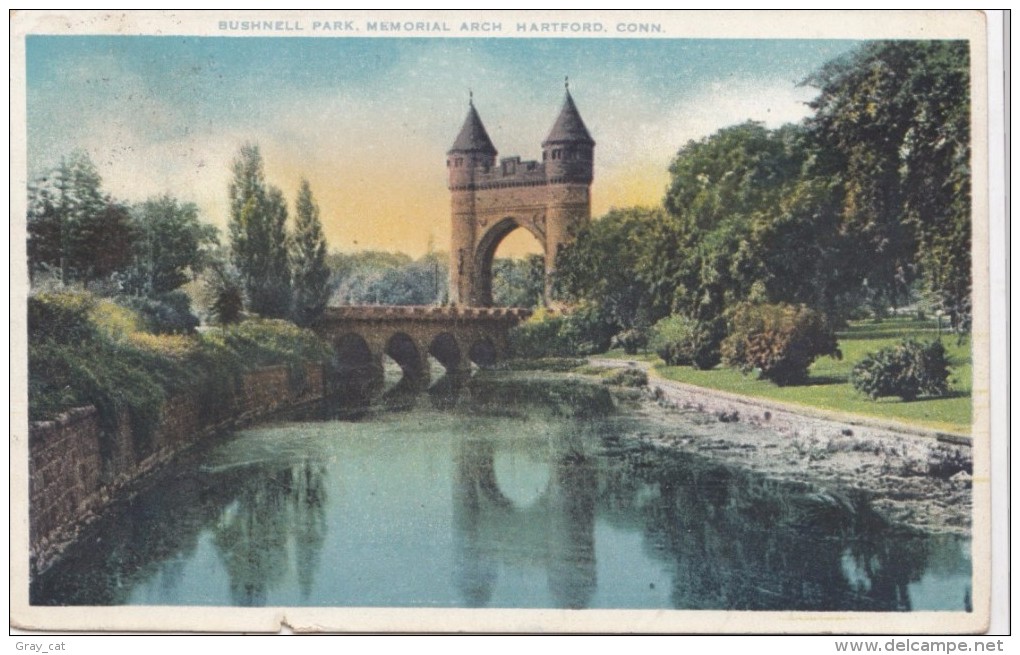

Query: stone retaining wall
28;362;325;573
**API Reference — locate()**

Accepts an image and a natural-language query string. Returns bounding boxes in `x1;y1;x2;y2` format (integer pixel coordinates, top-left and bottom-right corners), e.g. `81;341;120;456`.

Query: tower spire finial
469;88;473;106
565;75;569;91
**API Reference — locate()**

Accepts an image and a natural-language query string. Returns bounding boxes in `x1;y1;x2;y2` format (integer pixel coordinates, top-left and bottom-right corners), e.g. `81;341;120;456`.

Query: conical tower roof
543;89;594;146
449;101;497;155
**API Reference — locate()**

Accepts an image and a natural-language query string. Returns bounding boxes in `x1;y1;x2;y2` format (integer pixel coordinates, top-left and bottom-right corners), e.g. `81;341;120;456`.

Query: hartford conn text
216;20;663;34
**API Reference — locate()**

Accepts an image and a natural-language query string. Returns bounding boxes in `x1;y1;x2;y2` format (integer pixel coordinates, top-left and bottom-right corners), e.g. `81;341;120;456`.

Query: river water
31;373;971;611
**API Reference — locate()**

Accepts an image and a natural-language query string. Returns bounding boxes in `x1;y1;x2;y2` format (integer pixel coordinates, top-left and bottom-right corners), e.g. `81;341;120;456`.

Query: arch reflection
451;433;597;609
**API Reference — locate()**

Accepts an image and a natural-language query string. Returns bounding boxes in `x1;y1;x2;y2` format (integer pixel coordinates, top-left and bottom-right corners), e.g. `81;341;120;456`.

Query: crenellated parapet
322;305;532;322
448;156;547;192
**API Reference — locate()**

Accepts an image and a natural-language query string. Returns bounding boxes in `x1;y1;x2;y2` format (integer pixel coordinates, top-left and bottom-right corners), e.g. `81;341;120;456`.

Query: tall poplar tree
290;179;331;326
227;144;292;318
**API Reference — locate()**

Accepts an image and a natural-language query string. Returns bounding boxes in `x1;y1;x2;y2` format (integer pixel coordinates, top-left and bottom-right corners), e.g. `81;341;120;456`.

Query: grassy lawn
597;349;660;363
614;317;972;435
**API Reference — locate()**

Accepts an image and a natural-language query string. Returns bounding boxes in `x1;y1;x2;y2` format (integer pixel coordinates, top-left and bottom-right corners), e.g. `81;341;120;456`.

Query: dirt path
590;358;973;535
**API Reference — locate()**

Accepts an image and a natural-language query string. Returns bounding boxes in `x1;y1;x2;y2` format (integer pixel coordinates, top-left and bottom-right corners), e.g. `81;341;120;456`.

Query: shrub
509;304;614;358
611;328;649;355
28;294;177;450
117;290;199;335
28;291;333;442
215;318;334;367
27;291;99;343
90;299;143;340
649;314;724;370
721;302;840;386
509;310;568;358
557;303;615;355
850;339;950;401
601;367;648;388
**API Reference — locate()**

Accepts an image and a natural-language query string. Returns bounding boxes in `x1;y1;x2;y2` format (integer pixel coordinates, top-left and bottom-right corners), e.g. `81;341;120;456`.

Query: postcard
10;10;997;634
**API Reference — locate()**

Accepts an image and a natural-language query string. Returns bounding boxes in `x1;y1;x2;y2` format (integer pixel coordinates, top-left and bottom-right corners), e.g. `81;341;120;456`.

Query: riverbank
599;317;972;434
590;358;973;535
28;362;327;575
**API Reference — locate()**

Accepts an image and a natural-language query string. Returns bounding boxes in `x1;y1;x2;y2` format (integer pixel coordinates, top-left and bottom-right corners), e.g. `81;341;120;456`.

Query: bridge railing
322;305;533;322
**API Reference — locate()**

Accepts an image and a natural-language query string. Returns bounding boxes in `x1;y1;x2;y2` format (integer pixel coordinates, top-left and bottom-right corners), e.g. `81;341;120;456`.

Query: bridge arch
314;306;531;394
468;337;498;368
385;332;428;385
334;333;377;373
428;332;465;374
330;332;384;408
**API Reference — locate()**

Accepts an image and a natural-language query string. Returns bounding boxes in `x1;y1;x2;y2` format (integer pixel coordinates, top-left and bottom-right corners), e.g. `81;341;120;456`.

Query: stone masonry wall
28;407;104;560
28;362;325;573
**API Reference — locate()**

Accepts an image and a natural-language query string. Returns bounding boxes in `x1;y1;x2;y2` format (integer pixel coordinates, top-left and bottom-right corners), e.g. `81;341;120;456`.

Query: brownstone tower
447;87;594;306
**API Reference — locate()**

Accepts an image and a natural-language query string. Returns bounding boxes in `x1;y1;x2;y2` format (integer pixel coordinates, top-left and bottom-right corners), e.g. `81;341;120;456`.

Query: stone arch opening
332;333;383;411
334;333;375;374
428;332;463;373
469;338;498;368
474;217;546;307
385;332;426;383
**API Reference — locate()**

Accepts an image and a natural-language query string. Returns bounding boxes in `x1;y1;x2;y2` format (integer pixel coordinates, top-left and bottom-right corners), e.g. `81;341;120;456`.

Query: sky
25;36;861;258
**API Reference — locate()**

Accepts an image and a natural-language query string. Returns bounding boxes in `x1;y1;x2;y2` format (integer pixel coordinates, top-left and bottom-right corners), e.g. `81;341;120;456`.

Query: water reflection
595;443;971;611
452;433;597;608
31;374;970;610
213;462;328;606
427;371;470;410
32;460;329;607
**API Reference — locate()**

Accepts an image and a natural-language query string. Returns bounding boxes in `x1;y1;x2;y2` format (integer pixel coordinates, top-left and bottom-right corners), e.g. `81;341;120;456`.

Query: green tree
123;195;219;296
78;202;137;286
27;151;136;287
228;144;292;318
731;178;861;321
290;179;331;326
327;250;448;306
656;123;824;322
805;40;971;326
556;206;665;334
491;254;545;308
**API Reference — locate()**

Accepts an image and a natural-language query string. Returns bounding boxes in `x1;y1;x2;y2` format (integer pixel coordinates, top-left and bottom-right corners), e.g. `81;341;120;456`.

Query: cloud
600;76;816;170
25;39;831;258
592;75;817;216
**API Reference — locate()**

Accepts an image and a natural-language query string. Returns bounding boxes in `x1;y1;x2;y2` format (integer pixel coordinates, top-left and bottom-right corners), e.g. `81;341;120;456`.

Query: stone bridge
315;305;532;386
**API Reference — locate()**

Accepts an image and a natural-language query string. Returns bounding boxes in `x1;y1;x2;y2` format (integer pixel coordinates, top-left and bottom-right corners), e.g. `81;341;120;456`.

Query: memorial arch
447;86;595;306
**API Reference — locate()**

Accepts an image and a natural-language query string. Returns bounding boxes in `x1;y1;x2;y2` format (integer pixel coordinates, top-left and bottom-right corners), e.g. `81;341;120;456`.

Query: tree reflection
213;461;329;606
451;438;501;607
32;459;329;607
597;445;966;611
545;446;597;609
293;463;328;600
